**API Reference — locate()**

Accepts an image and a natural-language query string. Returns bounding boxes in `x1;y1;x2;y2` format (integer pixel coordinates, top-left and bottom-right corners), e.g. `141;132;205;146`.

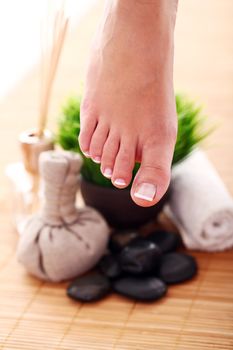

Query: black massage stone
119;238;162;275
157;252;198;284
99;253;122;279
67;271;111;302
147;230;181;253
113;276;167;301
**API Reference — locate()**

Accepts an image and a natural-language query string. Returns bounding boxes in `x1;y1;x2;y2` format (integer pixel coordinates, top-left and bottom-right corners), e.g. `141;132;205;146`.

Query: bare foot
79;0;178;207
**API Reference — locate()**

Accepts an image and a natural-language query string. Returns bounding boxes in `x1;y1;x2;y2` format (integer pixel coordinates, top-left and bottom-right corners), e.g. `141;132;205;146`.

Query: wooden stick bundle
38;2;69;137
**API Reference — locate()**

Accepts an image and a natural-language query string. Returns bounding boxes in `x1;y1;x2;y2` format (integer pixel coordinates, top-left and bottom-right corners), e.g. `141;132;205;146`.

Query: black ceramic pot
80;177;169;229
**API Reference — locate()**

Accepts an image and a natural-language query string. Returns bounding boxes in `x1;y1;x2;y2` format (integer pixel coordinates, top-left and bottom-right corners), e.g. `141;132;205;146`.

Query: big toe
131;139;175;207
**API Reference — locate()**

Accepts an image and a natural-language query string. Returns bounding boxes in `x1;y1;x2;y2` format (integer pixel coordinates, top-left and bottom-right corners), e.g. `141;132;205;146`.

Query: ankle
116;0;178;26
115;0;177;49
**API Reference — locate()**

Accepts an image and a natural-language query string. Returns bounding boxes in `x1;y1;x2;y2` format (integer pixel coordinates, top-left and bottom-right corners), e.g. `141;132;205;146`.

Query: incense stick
38;3;69;138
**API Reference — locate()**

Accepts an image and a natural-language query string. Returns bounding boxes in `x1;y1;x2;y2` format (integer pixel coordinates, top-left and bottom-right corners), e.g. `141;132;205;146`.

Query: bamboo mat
0;1;233;349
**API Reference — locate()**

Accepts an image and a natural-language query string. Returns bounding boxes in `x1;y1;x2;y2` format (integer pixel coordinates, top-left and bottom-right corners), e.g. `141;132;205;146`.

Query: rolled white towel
165;150;233;251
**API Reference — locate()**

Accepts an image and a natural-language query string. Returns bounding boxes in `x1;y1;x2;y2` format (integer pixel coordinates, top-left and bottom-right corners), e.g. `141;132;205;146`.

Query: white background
0;0;96;99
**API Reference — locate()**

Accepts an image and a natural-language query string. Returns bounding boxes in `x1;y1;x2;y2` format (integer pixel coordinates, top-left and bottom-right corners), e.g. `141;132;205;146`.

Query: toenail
134;183;156;202
114;178;127;187
83;151;90;157
103;168;113;178
92;156;101;164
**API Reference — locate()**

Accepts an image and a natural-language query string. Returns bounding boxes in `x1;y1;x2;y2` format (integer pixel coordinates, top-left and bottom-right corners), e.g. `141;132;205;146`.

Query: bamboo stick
38;3;69;138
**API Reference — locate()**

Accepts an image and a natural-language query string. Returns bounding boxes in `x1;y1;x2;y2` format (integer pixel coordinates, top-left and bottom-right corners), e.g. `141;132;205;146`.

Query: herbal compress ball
17;150;110;282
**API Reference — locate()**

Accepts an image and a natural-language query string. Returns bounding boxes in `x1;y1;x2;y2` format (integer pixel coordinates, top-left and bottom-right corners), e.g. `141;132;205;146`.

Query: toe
89;123;109;163
100;132;120;179
79;100;98;156
78;117;97;157
131;139;175;207
111;138;136;188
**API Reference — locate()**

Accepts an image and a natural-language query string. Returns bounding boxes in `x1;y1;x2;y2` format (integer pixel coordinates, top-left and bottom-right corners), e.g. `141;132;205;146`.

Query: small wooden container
19;129;54;175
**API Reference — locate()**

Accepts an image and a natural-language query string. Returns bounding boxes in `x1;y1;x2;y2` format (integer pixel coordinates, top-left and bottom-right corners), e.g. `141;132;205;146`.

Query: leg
79;0;178;207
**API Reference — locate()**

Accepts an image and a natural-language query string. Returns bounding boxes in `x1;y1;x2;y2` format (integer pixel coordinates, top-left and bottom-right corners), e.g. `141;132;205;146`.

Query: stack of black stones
67;230;198;302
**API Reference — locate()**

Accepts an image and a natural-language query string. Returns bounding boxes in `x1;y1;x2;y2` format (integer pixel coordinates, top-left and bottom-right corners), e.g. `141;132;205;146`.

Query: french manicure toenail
103;168;113;178
134;183;156;202
83;151;90;157
93;156;101;164
114;178;127;186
